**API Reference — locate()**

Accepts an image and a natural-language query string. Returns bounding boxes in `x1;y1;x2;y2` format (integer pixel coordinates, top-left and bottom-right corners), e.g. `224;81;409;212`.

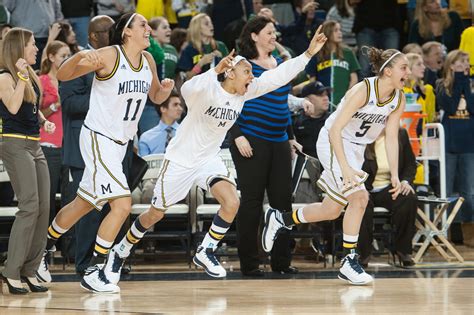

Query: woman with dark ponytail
263;46;410;285
39;12;175;293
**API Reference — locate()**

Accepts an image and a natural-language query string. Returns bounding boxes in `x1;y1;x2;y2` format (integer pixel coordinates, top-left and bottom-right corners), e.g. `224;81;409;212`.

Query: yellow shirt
372;137;391;190
460;26;474;77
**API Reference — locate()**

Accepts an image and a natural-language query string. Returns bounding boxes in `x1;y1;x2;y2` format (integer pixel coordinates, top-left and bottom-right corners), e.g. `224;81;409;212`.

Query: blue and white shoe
262;207;291;253
103;246;126;285
36;250;53;283
193;246;226;278
338;253;374;285
81;265;120;293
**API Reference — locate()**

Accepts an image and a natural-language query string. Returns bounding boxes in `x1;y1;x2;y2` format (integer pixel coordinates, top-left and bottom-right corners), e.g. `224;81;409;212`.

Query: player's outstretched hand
215;49;235;75
160;78;175;93
80;50;103;68
341;166;366;191
305;25;327;57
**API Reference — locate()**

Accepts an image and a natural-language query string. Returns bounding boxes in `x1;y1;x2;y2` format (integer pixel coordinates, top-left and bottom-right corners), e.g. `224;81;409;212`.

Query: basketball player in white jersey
262;47;410;285
102;26;327;283
38;13;174;293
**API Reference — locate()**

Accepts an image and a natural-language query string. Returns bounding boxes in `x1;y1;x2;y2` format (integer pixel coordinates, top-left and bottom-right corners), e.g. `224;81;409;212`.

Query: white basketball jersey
324;76;402;144
84;45;152;143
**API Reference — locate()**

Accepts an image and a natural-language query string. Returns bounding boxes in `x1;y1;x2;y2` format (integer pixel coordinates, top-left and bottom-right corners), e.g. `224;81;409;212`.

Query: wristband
17;71;30;82
192;64;202;74
49;103;58;112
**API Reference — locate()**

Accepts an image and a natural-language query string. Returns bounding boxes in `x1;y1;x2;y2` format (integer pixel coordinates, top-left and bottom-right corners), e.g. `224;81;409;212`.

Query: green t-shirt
305;47;360;105
160;44;179;79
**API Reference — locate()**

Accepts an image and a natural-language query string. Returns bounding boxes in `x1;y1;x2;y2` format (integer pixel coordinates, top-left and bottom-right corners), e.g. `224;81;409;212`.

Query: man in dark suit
358;128;418;267
59;15;114;274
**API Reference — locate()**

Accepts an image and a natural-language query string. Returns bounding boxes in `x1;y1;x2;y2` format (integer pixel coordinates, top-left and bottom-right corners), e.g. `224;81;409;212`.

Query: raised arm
245;25;327;101
57;46;116;81
143;51;175;105
0;59;32;115
385;92;405;199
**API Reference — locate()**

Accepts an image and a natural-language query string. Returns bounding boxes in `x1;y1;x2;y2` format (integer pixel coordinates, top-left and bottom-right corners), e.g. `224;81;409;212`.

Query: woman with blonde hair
404;52;436;124
0;28;55;294
177;13;228;80
305;19;360;106
408;0;464;52
39;40;71;223
436;49;474;246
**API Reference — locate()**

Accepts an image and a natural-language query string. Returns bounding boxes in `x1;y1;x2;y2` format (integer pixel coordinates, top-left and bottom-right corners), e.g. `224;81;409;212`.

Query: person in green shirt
305;20;360;108
149;17;179;80
177;13;229;80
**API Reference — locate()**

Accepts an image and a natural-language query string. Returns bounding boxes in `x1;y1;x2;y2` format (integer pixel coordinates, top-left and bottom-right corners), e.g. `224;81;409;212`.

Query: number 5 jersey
324;76;402;145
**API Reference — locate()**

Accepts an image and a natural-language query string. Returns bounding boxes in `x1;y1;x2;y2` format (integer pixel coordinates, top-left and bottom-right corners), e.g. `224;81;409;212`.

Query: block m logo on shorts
101;183;112;194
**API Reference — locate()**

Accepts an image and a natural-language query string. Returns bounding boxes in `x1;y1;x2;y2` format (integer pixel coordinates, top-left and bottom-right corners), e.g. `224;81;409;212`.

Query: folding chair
0;160;19;245
130;154;192;266
413;196;465;263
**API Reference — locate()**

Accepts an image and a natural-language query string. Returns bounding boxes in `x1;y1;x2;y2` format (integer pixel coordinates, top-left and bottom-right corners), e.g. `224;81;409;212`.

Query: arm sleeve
138;139;150;157
177;44;195;71
180;67;218;107
304;55;318;78
288;94;305;111
436;73;464;115
59;76;91;115
399;129;417;183
245;53;310;101
229;122;244;139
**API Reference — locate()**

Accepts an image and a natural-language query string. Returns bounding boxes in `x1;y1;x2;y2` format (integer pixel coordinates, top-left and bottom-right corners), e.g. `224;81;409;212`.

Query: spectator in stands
138;91;183;157
173;0;208;28
229;16;300;277
293;81;331;159
4;0;64;69
60;0;94;48
178;13;229;80
402;43;423;55
422;41;444;87
263;0;295;25
404;53;437;125
326;0;356;47
0;27;55;294
57;21;82;54
170;28;188;57
460;25;474;78
408;0;465;53
350;0;401;78
305;20;360;107
358;128;418;267
58;15;114;275
150;17;179;80
436;49;474;247
267;1;321;56
96;0;135;21
39;41;71;223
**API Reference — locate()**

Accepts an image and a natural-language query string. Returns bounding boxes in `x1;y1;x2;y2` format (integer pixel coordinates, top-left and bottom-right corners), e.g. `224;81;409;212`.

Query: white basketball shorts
316;127;368;206
77;127;130;210
151;154;235;210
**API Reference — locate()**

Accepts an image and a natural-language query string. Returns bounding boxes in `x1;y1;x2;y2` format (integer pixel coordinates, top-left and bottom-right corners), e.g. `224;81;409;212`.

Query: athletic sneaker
103;246;126;285
81;265;120;294
36;250;52;283
193;246;226;278
262;207;291;253
338;253;374;285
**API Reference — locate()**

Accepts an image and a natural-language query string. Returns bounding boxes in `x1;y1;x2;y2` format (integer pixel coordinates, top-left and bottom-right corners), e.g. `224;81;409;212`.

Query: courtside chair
130;154;192;267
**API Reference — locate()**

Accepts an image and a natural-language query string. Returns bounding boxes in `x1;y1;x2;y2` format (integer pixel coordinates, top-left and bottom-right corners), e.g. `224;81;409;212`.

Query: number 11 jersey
84;45;152;143
324;76;402;144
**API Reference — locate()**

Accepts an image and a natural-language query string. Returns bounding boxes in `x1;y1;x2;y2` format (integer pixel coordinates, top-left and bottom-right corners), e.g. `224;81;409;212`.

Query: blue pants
356;27;400;78
68;16;90;48
446;152;474;222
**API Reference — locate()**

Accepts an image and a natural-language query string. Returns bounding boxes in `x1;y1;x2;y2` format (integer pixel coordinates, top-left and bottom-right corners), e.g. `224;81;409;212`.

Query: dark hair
335;0;350;17
110;12;136;46
238;16;273;60
157;90;180;113
57;21;80;54
170;28;187;54
365;46;403;75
